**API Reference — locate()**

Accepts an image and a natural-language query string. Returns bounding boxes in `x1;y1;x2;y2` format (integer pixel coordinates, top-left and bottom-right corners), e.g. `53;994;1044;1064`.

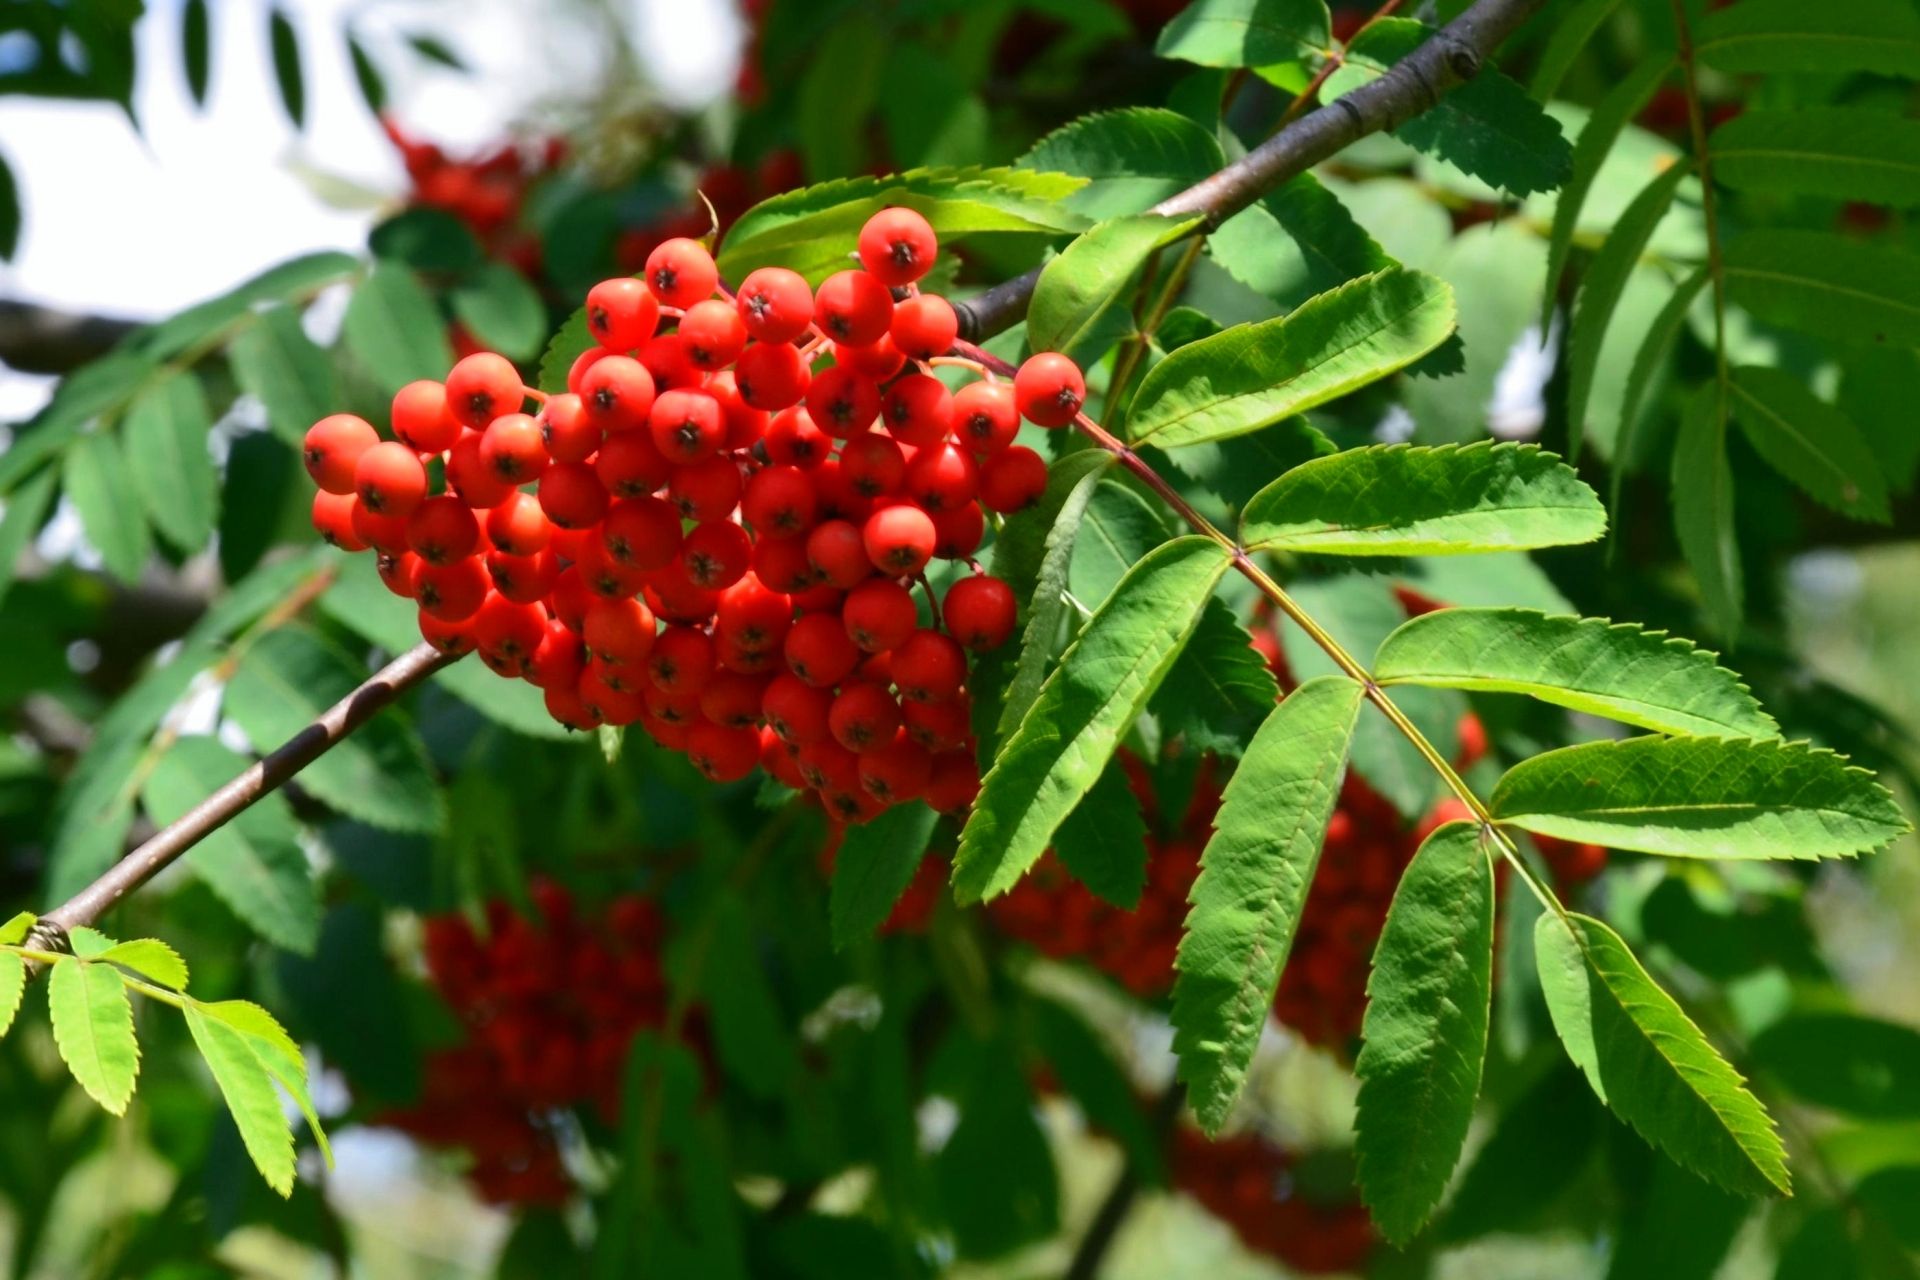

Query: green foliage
60;431;149;582
228;304;337;446
1749;1014;1920;1119
1027;213;1201;364
1695;0;1920;77
828;802;940;948
48;948;139;1115
451;261;548;362
1712;108;1920;206
1722;231;1920;350
1726;367;1890;523
1670;384;1742;637
1054;761;1150;909
1354;822;1496;1243
122;372;218;554
343;262;457;394
1492;736;1909;860
1149;597;1280;759
1153;0;1332;68
1172;675;1363;1130
1018;108;1223;219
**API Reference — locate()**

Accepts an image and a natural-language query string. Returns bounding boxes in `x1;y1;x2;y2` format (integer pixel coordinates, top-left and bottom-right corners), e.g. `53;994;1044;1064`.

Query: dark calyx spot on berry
686;553;720;585
881;547;915;571
826;398;855;426
360;486;387;512
1055;388;1082;412
963;414;990;439
744;292;770;321
304;446;324;466
889;241;917;270
853;477;882;498
465;391;495;420
672;423;703;453
592;387;618;410
652;266;678;294
589;305;609;334
831;792;863;818
825;313;853;340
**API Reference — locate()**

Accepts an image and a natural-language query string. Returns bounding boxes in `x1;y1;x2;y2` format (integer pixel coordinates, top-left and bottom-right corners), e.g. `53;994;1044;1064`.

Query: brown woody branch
0;300;140;376
953;0;1548;342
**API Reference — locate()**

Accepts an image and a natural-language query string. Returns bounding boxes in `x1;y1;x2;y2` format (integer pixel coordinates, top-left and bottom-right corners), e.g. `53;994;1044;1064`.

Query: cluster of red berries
1170;1127;1375;1274
383;884;673;1205
305;208;1090;820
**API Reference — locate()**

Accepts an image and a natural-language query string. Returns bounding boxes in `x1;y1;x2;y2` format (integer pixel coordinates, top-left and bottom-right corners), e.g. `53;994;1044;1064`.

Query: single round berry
584;596;658;665
586;277;660;351
304;414;379;495
648;389;726;463
677;520;753;591
539;393;600;463
784;612;861;688
932;502;986;559
952;381;1019;455
893;629;966;702
485;547;559;603
445;352;524;430
687;722;761;782
903;696;970;751
668;455;743;522
479;412;549;482
485;490;552;557
841;433;905;498
579;355;657;435
528;621;587;691
699;670;768;730
407;495;481;565
742;464;818;539
413;556;491;622
882;374;953;449
806;519;873;590
943;575;1016;650
473;594;548;677
735;342;812;411
354;441;429;517
764;673;832;745
377;548;419;597
312;490;367;550
391;383;462;454
889;293;958;362
1013;352;1086;427
858;207;938;287
925;750;981;813
904;442;978;513
645;237;720;309
863;505;937;577
538;461;611;529
764;407;830;468
814;270;893;346
679;299;748;370
752;534;817;594
843;578;918;652
736;267;814;344
805;365;881;438
830;682;902;752
979;444;1046;513
602;496;682;572
350;498;410;553
859;730;933;803
445;433;515;509
419;610;478;657
715;575;792;655
596;430;673;498
647;625;716;695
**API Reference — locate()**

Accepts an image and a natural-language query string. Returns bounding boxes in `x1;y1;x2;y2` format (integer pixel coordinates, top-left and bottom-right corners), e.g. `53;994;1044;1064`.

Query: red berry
708;371;768;450
644;238;719;309
764;673;832;745
391;383;462;454
752;534;817;594
735;342;812;411
419;610;477;657
647;625;715;695
312;490;366;549
889;294;958;362
639;333;701;392
858;207;938;287
903;695;970;751
859;729;932;803
806;519;873;589
406;495;481;564
834;336;906;381
687;722;761;782
830;682;902;752
539;393;600;463
446;433;516;508
715;575;792;654
445;353;524;430
925;750;980;813
486;547;559;603
952;381;1018;455
679;299;748;369
979;444;1046;512
602;496;682;572
350;498;409;553
485;490;552;557
943;575;1016;650
648;389;726;463
882;374;953;448
544;683;597;731
304;413;380;495
931;502;985;559
805;365;881;438
413;556;491;622
677;520;752;591
595;431;673;498
863;505;937;576
538;461;612;529
841;433;906;498
843;578;918;652
584;597;658;665
473;594;547;676
764;406;831;468
528;621;587;690
784;612;861;687
903;442;978;513
377;549;419;596
644;572;720;625
743;464;818;538
578;540;650;598
699;670;768;730
579;355;658;435
354;441;429;517
797;738;860;793
814;270;893;346
1013;352;1085;427
894;629;966;701
586;277;660;351
549;566;594;631
580;669;645;725
736;267;814;344
566;345;609;395
480;412;549;482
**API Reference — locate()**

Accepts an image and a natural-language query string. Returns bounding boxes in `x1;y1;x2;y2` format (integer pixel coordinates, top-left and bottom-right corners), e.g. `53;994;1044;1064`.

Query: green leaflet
123;371;218;554
224;627;446;834
269;6;303;127
1322;19;1572;198
1241;441;1606;556
1126;268;1456;449
184;1002;296;1195
1535;911;1789;1197
718;166;1089;282
0;913;33;945
1750;1013;1920;1119
1671;383;1742;638
1028;213;1201;365
828;802;940;949
62;431;151;583
451;261;548;361
1696;0;1920;78
1530;0;1628;99
1209;173;1394;312
0;953;24;1038
141;736;321;953
1374;608;1778;738
227;303;336;446
1492;735;1910;860
1610;265;1709;520
1726;366;1890;523
98;939;189;990
0;467;56;611
695;899;800;1100
1068;480;1169;606
195;998;331;1168
1054;760;1150;909
1153;0;1332;68
1564;158;1691;460
1355;822;1496;1244
538;306;594;396
1541;59;1673;333
1723;231;1920;349
1017;108;1224;220
48;958;139;1115
1172;675;1364;1131
1712;108;1920;208
1149;596;1280;760
343;261;456;396
953;537;1231;903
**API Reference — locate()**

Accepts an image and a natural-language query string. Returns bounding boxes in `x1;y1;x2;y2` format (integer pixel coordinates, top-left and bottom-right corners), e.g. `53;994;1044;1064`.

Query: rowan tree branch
953;0;1548;342
34;642;458;946
0;299;141;376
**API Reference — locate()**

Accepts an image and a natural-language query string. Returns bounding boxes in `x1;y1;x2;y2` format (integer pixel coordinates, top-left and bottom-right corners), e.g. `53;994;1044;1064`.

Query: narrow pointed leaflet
1354;821;1496;1244
1172;675;1364;1131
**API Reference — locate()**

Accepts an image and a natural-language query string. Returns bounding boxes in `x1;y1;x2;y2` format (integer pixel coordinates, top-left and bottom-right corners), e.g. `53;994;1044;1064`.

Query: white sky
0;0;741;419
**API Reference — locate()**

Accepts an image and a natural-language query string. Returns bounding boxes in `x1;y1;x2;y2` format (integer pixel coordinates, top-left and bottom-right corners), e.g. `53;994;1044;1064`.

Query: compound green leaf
1018;108;1224;220
1565;158;1691;460
1028;213;1201;364
49;958;138;1115
1242;441;1604;556
1696;0;1920;78
224;627;445;834
1712;108;1920;207
1055;760;1150;909
1536;911;1788;1196
1492;735;1909;860
1149;596;1279;760
1671;383;1742;638
63;431;150;583
954;537;1231;903
1210;173;1394;311
141;736;320;953
184;1002;296;1195
1355;822;1496;1244
1375;608;1778;738
228;304;336;446
1723;231;1920;349
123;371;218;553
1127;268;1456;449
196;997;330;1166
1173;675;1363;1131
452;261;547;361
1154;0;1332;68
343;262;456;395
1727;366;1889;523
98;939;189;990
829;801;940;949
